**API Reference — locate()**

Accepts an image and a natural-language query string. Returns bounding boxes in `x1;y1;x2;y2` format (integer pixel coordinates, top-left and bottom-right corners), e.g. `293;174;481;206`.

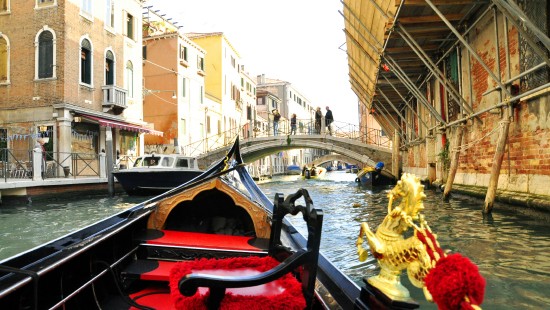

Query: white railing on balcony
102;85;128;109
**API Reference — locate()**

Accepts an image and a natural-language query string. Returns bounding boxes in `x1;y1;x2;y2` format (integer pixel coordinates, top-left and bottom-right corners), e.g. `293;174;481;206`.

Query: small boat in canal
301;166;327;180
113;153;203;196
285;164;302;175
355;162;397;187
0;138;486;309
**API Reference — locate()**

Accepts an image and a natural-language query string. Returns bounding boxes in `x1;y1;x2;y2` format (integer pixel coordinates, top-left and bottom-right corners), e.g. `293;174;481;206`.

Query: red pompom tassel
425;253;485;310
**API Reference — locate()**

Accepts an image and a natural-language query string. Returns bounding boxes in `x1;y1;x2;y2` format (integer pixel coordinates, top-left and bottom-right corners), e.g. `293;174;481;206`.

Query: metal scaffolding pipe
385;55;446;123
377;88;417;140
495;0;550;52
382;75;429;129
424;0;512;98
397;23;475;114
440;81;550;130
482;62;546;96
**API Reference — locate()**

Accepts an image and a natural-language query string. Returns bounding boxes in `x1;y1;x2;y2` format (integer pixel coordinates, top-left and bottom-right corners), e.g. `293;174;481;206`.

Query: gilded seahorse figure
356;173;435;302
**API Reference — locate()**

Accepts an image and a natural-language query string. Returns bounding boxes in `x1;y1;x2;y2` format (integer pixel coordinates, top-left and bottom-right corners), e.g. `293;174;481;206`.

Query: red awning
80;115;163;137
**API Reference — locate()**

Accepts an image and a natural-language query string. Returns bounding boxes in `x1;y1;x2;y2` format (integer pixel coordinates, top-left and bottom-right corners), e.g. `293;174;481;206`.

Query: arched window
125;60;133;97
38;31;54;78
0;0;9;12
0;35;8;82
80;38;92;84
105;50;114;85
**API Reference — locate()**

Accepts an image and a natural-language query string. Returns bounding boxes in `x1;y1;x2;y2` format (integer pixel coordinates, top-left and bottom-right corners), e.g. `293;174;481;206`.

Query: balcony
102;85;128;113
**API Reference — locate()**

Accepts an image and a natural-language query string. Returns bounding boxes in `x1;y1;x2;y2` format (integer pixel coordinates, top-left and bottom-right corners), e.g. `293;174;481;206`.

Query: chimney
257;74;265;84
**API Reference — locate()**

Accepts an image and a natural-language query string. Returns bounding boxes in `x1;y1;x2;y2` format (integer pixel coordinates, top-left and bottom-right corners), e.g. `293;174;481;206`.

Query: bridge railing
179;120;391;158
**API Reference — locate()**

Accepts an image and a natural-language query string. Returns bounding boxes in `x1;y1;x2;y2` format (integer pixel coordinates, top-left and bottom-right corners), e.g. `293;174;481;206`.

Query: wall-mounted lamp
39;125;48;132
171;91;177;99
74;116;82;123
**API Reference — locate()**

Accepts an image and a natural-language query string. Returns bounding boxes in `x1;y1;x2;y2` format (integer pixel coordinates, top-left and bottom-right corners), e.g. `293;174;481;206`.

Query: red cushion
169;256;306;310
146;230;265;252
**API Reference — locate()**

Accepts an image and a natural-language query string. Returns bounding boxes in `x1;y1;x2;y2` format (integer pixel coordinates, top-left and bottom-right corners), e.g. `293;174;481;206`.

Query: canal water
1;171;549;309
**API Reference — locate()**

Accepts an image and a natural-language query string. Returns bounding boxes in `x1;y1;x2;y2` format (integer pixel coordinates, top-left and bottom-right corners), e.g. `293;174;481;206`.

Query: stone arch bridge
196;135;392;171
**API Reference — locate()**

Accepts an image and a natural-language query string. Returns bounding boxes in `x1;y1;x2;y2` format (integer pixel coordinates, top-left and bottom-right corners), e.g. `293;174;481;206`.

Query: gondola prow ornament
357;173;485;309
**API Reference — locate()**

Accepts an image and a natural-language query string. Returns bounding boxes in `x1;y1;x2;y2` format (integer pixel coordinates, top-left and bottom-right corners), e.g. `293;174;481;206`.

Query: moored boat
355;162;397;187
285;164;302;175
113;153;203;195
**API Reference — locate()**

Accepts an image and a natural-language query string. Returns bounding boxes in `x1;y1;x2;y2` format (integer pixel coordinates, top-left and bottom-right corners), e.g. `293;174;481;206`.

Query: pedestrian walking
325;106;334;135
272;109;281;136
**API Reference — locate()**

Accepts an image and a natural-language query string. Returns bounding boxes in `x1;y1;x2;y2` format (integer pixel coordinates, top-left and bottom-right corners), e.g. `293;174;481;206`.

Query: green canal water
1;171;549;309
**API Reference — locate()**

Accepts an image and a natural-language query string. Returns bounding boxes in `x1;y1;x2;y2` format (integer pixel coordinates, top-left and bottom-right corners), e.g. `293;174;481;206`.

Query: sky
146;0;360;125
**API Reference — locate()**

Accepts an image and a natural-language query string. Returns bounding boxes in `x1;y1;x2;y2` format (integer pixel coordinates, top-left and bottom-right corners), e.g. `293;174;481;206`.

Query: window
200;86;203;103
37;0;54;7
142;45;147;59
179;45;187;61
125;61;134;97
181;77;186;97
125;13;134;40
176;158;189;168
197;56;204;71
80;38;92;84
0;35;9;82
1;0;9;12
105;0;114;28
105;50;114;85
81;0;91;16
207;116;211;134
37;31;54;79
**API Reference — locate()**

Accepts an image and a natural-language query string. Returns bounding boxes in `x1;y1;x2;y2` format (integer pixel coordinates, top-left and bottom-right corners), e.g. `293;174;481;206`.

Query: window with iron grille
517;0;549;91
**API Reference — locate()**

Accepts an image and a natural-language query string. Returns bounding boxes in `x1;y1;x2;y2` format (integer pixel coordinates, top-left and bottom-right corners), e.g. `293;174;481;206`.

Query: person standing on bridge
325;106;334;135
290;113;297;135
314;107;322;134
272;109;281;136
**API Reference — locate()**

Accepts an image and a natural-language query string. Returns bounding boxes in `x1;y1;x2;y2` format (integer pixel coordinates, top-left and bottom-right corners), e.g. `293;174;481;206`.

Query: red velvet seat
171;189;323;310
169;256;305;310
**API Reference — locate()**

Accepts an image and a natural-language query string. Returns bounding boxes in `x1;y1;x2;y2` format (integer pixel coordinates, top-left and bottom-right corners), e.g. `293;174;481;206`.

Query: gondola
0;138;485;309
355;164;397;187
0;138;361;309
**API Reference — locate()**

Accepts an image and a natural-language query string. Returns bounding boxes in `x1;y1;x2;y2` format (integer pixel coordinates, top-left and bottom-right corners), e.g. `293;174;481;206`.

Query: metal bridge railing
179;119;391;158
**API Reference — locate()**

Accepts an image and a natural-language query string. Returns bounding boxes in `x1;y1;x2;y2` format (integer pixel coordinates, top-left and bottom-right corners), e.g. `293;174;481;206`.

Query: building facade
0;0;157;176
142;8;206;154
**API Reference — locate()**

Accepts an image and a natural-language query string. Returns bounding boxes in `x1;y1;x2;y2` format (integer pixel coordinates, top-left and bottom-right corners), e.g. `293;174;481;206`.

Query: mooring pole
443;125;464;200
484;118;510;213
392;131;400;178
105;127;115;197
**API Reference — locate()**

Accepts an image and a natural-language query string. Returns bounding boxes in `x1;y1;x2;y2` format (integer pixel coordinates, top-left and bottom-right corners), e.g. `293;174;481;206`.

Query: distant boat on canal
284;164;301;175
113;153;203;196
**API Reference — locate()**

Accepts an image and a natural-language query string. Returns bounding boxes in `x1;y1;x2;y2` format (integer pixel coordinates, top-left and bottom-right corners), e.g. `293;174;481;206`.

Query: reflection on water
0;196;144;260
0;171;549;309
258;172;550;309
